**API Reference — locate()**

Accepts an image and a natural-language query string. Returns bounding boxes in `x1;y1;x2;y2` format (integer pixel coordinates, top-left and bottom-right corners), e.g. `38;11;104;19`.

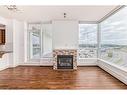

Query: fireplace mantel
53;49;77;70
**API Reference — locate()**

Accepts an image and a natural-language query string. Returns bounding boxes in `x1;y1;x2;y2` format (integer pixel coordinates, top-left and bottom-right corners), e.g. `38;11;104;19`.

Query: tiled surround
53;49;77;70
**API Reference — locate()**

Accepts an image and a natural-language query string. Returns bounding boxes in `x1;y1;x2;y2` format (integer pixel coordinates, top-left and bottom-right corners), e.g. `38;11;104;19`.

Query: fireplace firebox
57;55;73;69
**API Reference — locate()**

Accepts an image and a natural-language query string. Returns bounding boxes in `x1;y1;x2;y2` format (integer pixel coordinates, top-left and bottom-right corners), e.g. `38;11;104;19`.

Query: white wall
5;19;13;67
52;20;78;49
42;24;52;55
24;22;28;63
0;16;7;25
16;21;24;64
13;20;25;66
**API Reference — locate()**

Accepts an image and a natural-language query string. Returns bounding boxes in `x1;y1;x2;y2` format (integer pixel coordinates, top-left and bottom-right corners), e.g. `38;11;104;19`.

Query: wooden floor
0;66;126;89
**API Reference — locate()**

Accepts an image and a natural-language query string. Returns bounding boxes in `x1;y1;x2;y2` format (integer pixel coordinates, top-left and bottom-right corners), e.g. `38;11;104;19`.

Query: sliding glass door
28;23;42;60
27;23;52;61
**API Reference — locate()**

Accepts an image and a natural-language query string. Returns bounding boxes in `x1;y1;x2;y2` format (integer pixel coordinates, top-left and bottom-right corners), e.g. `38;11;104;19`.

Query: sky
79;7;127;45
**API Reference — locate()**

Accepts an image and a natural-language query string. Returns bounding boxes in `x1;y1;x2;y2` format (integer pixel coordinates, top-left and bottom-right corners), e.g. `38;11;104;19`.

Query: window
28;24;41;59
100;7;127;69
28;23;52;60
79;24;97;58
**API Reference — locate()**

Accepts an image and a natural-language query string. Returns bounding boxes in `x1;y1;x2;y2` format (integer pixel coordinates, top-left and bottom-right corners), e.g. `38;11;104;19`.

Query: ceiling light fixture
5;5;22;12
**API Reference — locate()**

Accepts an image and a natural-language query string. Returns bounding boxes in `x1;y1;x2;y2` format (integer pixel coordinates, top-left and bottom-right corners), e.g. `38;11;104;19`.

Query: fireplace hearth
57;55;73;69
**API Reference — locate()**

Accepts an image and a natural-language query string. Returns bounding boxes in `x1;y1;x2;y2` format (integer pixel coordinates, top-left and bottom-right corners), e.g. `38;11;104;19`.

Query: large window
28;23;52;60
79;24;97;58
100;7;127;69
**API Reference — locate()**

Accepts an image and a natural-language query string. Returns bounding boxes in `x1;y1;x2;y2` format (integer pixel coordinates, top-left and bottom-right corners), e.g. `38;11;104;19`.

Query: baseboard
9;63;19;68
78;63;97;66
18;65;53;67
20;63;53;66
0;65;10;71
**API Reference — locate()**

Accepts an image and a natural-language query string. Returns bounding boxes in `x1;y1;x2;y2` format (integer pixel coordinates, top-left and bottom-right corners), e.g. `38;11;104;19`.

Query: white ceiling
0;6;118;22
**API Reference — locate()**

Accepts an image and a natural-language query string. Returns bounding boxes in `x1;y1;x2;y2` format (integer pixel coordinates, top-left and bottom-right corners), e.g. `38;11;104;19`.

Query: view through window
79;24;97;58
100;7;127;69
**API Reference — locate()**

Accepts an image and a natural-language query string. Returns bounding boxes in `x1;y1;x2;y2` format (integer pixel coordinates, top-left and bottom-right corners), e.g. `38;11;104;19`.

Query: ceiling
0;6;118;22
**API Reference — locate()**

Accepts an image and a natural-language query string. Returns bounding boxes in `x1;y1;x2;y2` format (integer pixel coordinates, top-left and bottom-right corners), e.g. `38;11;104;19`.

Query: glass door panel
28;23;41;59
30;31;41;59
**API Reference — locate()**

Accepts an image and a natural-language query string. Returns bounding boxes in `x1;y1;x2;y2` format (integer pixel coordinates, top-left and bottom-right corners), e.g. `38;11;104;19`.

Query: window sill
98;58;127;73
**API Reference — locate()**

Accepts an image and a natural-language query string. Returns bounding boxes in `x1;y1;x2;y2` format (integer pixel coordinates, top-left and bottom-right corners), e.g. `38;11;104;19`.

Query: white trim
98;59;127;85
0;63;18;71
78;63;97;66
79;58;97;60
97;23;101;58
98;5;125;23
79;21;98;24
98;58;127;72
0;65;10;71
20;63;53;66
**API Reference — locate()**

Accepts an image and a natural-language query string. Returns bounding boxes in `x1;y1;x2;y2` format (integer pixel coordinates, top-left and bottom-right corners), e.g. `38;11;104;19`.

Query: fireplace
53;49;77;70
57;55;73;69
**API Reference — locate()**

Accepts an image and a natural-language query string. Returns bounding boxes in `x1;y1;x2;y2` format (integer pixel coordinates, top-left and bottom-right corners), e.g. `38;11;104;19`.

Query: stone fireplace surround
53;49;77;70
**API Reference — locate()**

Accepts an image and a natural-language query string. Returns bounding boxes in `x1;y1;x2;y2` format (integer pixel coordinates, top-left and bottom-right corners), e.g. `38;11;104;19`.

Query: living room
0;4;127;90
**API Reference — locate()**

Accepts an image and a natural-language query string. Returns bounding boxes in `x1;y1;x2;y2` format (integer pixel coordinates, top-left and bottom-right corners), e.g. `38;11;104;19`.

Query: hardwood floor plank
0;66;126;89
